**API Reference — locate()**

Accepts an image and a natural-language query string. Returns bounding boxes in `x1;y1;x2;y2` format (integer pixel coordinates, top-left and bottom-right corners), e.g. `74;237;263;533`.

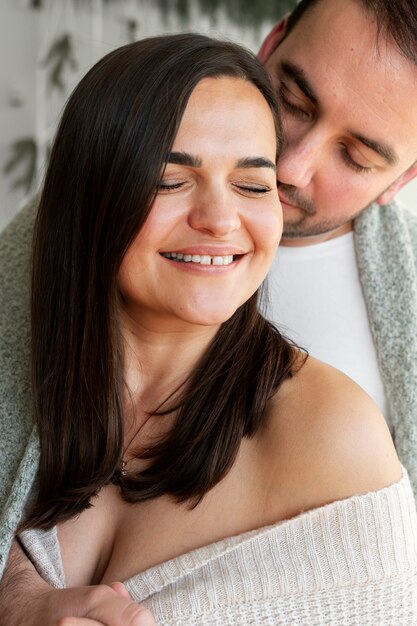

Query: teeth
161;252;236;266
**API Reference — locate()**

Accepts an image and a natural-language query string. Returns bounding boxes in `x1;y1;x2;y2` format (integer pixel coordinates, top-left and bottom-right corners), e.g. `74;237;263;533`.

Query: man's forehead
281;0;413;68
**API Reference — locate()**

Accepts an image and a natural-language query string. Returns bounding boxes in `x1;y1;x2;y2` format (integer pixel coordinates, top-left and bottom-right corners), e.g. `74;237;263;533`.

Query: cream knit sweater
20;468;417;625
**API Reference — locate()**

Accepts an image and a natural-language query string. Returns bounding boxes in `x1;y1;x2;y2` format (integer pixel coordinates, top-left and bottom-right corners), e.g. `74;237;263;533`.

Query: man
258;0;417;495
1;0;417;622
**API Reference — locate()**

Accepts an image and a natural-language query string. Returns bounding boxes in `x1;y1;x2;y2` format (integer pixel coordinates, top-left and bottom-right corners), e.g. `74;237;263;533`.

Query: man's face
264;0;417;244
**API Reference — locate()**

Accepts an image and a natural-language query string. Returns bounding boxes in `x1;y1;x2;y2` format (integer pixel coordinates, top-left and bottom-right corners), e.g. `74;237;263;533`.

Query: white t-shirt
265;232;392;431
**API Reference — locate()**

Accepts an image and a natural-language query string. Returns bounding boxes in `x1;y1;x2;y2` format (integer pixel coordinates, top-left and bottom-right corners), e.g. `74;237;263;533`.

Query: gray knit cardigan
1;199;417;578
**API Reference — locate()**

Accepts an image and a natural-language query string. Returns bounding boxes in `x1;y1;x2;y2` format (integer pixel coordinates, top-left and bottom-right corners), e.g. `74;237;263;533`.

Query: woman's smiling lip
159;246;247;256
159;247;248;274
160;255;244;274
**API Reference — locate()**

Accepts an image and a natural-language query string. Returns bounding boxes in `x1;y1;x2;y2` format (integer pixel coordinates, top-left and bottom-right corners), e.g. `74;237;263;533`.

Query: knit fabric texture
0;200;39;578
20;468;417;625
355;202;417;498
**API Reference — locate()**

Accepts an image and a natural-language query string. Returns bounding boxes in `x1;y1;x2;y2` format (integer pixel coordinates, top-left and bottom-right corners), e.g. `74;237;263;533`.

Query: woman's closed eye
158;180;186;192
158;179;273;196
232;181;273;196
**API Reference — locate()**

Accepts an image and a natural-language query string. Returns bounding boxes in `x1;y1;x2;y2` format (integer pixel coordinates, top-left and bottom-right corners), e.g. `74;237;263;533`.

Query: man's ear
257;16;289;63
376;163;417;205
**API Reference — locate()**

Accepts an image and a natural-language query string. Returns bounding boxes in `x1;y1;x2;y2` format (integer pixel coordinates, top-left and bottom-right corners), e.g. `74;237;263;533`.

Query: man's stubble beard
279;183;377;239
282;212;358;238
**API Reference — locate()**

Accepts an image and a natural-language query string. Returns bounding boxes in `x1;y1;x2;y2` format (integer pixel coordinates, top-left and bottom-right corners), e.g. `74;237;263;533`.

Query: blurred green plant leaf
3;138;37;193
27;0;298;32
126;17;139;42
42;33;78;93
72;0;127;5
155;0;298;28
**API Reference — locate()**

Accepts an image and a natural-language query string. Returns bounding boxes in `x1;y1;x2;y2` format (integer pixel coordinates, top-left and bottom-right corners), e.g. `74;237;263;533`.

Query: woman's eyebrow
166;151;202;167
235;157;276;170
166;153;276;170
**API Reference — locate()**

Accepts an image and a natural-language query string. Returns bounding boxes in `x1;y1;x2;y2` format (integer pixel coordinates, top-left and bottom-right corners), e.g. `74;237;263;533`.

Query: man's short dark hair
285;0;417;66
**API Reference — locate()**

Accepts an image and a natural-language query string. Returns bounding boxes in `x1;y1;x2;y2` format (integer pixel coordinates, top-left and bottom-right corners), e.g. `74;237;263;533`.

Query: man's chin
282;225;305;238
282;215;336;238
282;219;354;243
282;223;322;239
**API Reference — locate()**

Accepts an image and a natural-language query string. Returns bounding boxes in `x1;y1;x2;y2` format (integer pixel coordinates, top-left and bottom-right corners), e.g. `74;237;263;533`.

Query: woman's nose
187;187;241;236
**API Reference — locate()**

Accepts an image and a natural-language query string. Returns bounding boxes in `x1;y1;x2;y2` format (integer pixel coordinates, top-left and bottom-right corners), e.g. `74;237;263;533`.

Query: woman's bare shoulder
258;353;401;517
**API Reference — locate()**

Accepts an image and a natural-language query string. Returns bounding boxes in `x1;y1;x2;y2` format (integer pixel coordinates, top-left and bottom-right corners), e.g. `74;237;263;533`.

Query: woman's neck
119;308;219;434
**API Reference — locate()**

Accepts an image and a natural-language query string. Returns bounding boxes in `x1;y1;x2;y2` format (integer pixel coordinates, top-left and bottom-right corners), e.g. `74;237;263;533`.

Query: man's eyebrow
236;157;276;170
348;131;398;166
167;153;275;170
281;61;319;106
166;152;202;167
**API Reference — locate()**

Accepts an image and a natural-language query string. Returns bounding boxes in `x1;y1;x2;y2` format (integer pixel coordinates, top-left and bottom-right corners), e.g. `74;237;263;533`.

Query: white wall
398;182;417;212
0;1;37;229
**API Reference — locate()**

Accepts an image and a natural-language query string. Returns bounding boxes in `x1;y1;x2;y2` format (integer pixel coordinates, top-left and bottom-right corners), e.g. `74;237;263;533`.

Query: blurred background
0;0;415;232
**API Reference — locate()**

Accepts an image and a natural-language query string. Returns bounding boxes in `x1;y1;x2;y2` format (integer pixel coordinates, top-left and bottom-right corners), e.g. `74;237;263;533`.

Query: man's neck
280;220;353;247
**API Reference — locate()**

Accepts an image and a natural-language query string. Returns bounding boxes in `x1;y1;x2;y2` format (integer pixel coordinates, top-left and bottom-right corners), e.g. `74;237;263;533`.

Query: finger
89;598;156;626
126;606;156;626
110;582;131;598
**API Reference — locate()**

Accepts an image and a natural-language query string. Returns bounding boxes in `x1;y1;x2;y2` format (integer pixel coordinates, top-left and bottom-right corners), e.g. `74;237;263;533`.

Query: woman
1;33;416;625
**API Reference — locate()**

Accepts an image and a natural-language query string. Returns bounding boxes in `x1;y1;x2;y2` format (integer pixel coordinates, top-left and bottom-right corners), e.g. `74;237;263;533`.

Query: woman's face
118;76;282;330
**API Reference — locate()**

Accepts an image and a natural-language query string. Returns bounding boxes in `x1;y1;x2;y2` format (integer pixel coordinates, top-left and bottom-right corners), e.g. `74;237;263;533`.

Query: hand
0;541;156;626
53;582;156;626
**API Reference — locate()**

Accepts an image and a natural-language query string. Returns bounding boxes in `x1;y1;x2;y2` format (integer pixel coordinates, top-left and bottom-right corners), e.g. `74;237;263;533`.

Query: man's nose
187;187;241;236
277;130;322;189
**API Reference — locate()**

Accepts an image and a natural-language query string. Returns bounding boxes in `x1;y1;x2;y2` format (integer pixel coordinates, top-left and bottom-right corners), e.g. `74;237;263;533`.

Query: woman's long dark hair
24;33;299;530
